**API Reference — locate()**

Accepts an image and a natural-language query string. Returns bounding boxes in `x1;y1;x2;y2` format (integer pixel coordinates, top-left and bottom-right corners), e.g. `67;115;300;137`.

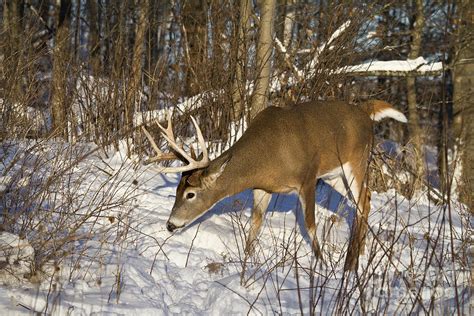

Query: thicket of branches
1;1;471;205
0;1;472;313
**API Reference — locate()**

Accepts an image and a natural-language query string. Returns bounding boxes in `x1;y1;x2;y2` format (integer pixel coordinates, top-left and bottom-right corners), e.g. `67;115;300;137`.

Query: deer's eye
186;192;196;200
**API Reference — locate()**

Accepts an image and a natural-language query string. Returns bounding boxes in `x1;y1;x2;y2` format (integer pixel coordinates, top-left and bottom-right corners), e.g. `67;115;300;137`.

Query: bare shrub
0;138;138;286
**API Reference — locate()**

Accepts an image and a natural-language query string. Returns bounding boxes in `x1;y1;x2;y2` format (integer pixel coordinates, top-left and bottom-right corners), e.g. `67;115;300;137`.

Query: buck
142;100;407;270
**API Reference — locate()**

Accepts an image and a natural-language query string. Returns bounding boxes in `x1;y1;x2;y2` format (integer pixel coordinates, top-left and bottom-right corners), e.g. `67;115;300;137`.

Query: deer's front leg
245;189;271;256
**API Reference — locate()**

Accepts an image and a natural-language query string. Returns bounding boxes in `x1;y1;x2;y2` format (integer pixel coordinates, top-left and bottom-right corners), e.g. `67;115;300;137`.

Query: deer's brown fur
148;100;406;271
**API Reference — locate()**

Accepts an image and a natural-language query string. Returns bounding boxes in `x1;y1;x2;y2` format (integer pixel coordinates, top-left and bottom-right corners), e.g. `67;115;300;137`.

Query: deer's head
142;110;230;232
165;156;231;231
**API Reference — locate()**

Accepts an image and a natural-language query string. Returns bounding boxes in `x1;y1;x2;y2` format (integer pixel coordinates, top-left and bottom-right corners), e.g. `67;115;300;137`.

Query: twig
185;222;202;267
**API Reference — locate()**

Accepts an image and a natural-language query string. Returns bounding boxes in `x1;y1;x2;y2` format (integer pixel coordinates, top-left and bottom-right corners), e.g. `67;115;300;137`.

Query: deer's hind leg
343;161;371;271
245;189;272;256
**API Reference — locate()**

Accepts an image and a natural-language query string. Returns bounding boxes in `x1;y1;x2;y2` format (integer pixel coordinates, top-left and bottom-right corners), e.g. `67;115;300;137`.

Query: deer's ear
186;169;204;187
202;154;231;186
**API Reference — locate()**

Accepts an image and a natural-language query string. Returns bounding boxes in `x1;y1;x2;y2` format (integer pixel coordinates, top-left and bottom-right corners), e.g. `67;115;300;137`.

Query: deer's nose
166;221;177;232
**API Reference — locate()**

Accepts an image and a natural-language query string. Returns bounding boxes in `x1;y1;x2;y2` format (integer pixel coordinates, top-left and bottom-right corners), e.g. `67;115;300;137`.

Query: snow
133;91;221;127
309;21;352;69
0;141;471;314
343;56;443;74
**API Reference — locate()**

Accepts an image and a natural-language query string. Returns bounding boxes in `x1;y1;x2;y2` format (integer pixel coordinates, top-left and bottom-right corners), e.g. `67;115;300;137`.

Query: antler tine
146;110;210;173
190;116;209;165
141;125;177;164
157;149;210;172
154;110;189;160
156;108;175;142
141;125;163;156
158;131;193;163
157;164;202;173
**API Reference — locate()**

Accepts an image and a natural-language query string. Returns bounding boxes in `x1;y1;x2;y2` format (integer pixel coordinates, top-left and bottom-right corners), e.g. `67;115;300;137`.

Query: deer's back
244;100;372;155
225;101;373;191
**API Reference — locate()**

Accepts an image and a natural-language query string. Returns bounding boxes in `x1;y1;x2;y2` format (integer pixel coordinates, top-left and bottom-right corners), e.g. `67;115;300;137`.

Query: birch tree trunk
275;0;294;47
453;0;474;211
250;0;276;121
282;0;295;47
406;0;425;192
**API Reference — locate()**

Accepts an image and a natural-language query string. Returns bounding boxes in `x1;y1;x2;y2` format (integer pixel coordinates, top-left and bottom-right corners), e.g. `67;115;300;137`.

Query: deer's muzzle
166;221;183;232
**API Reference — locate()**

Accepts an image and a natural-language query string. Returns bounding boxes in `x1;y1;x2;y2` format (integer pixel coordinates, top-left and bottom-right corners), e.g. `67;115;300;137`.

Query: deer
142;100;407;271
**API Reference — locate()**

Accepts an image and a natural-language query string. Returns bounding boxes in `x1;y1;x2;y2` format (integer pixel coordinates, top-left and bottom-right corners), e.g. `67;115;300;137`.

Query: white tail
144;100;407;271
362;99;408;122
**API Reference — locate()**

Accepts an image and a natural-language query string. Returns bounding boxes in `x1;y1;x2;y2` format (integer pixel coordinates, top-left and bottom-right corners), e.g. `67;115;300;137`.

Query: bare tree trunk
124;0;148;154
51;0;72;138
453;0;474;211
2;1;23;105
126;0;148;126
111;1;127;80
250;0;276;121
406;0;425;193
87;0;101;74
108;1;128;148
231;0;252;120
147;1;170;113
275;0;294;47
282;0;295;47
182;0;207;96
73;0;81;60
274;0;295;104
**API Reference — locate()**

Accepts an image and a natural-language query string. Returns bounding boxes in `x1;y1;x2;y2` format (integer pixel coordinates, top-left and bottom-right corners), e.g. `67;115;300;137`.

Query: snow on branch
133;91;219;127
135;22;443;129
309;21;351;68
341;57;443;76
319;21;352;54
274;37;304;80
272;21;352;92
134;21;353;126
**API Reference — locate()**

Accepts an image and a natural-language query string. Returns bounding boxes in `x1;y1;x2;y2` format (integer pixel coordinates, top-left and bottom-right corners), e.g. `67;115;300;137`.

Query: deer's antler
142;109;210;173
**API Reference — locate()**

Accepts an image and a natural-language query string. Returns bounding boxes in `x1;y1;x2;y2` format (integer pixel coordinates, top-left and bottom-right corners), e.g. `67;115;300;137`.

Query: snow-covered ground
0;141;471;315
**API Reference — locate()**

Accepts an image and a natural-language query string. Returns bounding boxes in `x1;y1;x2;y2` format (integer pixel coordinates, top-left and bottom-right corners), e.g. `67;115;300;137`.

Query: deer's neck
211;149;259;200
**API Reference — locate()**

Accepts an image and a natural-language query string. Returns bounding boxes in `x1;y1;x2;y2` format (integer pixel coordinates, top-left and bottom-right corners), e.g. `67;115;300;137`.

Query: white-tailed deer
143;100;407;270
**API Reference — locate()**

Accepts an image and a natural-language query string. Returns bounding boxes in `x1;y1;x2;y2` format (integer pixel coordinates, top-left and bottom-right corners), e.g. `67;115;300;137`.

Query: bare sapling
143;100;407;270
